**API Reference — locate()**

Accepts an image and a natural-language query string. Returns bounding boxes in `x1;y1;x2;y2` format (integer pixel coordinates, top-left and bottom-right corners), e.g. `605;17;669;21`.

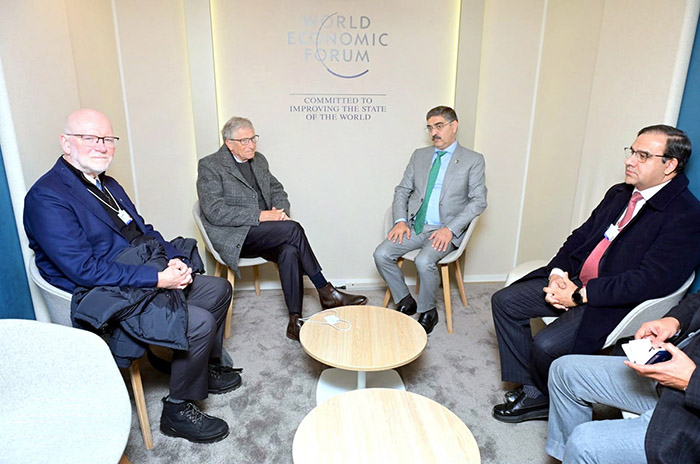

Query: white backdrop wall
1;0;698;304
208;0;461;285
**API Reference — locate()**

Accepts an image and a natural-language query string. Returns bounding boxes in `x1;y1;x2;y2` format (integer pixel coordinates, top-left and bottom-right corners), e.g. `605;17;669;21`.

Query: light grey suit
197;144;289;274
374;143;487;313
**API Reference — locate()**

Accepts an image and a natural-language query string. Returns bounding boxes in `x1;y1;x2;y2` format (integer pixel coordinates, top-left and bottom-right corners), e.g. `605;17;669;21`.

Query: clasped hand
543;272;578;310
157;258;193;290
260;207;289;222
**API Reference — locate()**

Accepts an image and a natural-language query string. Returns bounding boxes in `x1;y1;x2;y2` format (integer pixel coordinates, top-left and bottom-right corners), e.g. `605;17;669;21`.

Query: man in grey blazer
374;106;487;334
197;116;367;341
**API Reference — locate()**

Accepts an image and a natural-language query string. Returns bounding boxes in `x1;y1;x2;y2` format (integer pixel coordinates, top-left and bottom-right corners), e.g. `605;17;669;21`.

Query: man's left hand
428;227;453;252
624;343;696;391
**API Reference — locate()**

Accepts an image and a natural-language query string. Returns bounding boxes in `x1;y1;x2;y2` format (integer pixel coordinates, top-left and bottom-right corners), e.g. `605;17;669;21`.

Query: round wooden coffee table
299;305;427;404
293;388;481;463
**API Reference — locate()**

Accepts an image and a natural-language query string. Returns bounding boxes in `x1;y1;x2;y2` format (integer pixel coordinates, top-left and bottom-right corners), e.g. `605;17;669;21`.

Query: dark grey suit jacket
392;143;487;246
197;144;289;274
645;292;700;463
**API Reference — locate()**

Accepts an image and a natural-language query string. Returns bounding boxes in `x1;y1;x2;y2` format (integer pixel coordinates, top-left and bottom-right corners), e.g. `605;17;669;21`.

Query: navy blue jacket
24;158;183;292
523;174;700;352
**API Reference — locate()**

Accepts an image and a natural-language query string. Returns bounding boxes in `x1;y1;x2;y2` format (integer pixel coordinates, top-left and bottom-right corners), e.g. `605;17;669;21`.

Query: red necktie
579;192;643;286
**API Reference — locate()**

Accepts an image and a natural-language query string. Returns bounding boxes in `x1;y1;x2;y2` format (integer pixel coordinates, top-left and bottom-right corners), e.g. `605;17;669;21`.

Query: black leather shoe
286;313;303;341
318;282;368;309
492;392;549;423
504;386;523;404
417;309;438;334
160;398;229;443
208;364;242;394
395;294;417;315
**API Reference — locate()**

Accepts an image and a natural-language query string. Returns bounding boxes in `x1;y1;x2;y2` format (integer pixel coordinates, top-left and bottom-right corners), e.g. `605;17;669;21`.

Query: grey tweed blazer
197;144;290;274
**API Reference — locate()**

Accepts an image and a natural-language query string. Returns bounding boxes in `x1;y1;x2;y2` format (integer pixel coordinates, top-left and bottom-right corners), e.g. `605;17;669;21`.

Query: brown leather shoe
317;283;368;309
286;313;303;341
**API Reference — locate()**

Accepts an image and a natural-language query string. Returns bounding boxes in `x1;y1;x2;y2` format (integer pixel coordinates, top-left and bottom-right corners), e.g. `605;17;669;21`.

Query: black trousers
170;274;232;400
240;220;322;314
491;277;589;395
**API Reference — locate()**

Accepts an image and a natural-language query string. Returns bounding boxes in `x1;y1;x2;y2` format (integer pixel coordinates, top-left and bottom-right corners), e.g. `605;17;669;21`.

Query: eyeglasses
624;147;666;163
65;133;119;148
425;121;453;132
229;135;259;145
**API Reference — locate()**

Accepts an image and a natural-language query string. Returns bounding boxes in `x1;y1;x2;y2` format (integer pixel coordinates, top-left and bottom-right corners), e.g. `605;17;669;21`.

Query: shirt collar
435;141;458;156
635;178;672;201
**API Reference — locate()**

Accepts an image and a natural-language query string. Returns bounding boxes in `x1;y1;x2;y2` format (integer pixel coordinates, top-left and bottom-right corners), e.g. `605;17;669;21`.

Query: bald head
60;108;116;177
64;108;112;134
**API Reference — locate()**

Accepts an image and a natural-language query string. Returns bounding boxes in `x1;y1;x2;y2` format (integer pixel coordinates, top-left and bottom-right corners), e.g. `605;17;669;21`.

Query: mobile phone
645;350;671;364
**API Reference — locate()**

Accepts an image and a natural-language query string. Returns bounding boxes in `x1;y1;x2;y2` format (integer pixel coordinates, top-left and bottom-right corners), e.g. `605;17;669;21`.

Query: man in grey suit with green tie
374;106;487;334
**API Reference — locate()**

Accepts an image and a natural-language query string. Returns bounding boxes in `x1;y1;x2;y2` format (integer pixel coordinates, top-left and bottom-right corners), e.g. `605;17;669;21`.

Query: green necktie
413;150;447;234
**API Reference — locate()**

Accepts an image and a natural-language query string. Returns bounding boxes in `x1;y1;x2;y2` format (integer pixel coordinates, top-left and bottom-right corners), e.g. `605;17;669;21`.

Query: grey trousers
373;226;454;313
170;274;232;401
546;354;659;463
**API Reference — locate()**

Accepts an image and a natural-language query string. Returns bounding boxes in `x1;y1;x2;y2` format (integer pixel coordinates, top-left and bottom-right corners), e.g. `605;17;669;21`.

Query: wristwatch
572;287;584;306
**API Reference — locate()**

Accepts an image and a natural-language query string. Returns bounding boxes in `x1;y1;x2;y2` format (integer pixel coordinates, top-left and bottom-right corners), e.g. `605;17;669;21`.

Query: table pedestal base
316;368;404;405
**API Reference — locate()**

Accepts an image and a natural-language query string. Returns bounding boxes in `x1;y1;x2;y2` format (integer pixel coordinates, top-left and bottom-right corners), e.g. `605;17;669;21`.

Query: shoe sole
320;297;369;310
491;408;549;423
208;377;242;395
160;424;230;443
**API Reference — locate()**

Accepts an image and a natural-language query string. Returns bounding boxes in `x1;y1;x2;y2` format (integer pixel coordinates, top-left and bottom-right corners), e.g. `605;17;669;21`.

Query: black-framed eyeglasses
229;135;259;145
425;121;453;132
65;133;120;147
624;147;666;163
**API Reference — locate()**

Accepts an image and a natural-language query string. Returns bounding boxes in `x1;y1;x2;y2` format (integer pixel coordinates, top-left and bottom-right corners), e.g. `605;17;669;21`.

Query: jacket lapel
250;155;270;206
55;160;125;236
440;144;463;201
217;146;253;190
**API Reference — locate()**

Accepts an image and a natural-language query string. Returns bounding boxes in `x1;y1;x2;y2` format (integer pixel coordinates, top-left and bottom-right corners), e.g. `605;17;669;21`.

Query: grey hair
221;116;254;141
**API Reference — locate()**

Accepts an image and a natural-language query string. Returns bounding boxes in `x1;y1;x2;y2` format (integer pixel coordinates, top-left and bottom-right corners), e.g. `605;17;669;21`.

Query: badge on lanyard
117;209;133;225
604;223;619;241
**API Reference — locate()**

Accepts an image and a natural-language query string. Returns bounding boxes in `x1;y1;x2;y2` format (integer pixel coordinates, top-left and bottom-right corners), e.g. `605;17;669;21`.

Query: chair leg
453;257;468;307
253;265;261;296
224;267;235;339
119;454;131;464
382;288;392;307
441;265;453;334
128;358;153;449
382;258;404;307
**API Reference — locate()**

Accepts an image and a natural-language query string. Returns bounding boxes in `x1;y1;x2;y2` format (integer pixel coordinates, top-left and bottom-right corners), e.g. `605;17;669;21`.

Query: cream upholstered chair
0;319;132;463
192;200;273;339
504;260;695;349
28;258;153;449
381;208;480;334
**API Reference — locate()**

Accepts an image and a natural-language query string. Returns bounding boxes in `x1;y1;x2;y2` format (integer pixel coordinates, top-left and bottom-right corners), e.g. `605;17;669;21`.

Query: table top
299;305;427;372
293;388;481;464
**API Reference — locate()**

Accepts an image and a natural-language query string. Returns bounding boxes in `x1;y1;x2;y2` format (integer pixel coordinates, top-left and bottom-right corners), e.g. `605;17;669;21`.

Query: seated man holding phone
546;292;700;463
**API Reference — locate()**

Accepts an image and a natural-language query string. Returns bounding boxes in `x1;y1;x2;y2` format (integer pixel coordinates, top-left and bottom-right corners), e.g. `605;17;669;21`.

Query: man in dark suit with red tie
546;292;700;463
491;125;700;423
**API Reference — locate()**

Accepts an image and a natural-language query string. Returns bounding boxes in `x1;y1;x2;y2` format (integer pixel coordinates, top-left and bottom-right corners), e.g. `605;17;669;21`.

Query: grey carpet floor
122;283;560;463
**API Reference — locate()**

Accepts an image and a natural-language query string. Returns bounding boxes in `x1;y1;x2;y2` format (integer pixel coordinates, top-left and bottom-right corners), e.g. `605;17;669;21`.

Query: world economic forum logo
287;13;389;79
